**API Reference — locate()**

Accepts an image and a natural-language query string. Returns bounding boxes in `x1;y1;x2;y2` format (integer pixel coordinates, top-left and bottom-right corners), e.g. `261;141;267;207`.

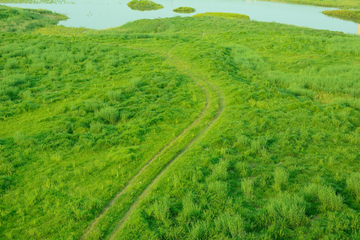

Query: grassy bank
323;10;360;24
261;0;360;9
1;6;360;240
0;5;67;32
193;12;250;20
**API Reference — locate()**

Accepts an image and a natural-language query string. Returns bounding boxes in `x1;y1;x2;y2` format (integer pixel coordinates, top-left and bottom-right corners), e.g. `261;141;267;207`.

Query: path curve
81;42;224;240
107;45;225;239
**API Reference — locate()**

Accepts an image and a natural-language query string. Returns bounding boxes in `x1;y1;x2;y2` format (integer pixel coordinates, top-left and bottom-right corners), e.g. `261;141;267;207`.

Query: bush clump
347;173;360;202
173;7;196;14
193;12;250;20
96;107;119;124
127;0;164;11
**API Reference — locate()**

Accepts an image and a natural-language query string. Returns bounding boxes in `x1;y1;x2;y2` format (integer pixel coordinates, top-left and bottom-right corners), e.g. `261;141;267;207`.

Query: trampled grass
1;6;360;240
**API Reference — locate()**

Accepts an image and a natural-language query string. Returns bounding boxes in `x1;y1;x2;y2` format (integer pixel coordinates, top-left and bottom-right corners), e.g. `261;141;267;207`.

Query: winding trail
81;42;224;240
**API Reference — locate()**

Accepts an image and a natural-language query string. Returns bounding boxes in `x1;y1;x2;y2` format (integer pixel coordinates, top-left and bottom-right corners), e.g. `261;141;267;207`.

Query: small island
173;7;196;14
127;0;163;11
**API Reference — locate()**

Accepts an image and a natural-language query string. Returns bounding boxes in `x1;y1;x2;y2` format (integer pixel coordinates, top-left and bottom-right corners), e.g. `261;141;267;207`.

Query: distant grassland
0;0;72;3
193;12;250;20
323;10;360;23
262;0;360;9
0;5;67;32
1;5;360;240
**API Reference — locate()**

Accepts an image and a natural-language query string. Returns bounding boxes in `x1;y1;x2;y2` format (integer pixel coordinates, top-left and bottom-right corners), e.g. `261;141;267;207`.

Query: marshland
1;0;360;239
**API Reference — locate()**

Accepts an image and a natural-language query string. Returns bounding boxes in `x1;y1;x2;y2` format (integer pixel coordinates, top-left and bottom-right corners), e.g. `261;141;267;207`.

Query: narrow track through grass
107;44;225;239
81;42;224;239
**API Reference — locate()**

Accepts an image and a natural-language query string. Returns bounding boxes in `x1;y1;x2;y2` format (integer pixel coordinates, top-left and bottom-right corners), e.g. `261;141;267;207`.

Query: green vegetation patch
173;7;196;14
323;10;360;24
127;0;164;11
193;12;250;20
261;0;360;9
0;5;67;32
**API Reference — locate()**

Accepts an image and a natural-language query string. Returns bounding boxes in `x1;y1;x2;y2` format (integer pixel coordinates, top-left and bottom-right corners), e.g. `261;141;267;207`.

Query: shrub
211;159;228;181
235;162;249;177
107;90;122;102
303;184;343;211
90;122;103;133
173;7;195;14
0;160;14;176
241;178;254;199
274;168;289;192
233;134;250;148
2;74;27;86
347;173;360;202
152;197;169;221
181;192;200;221
96;107;119;124
13;132;26;145
84;100;102;112
214;213;245;238
266;194;308;228
0;86;19;99
4;58;19;69
189;221;209;240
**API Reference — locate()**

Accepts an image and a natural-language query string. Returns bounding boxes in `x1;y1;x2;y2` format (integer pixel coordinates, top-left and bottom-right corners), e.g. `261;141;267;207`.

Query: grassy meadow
1;4;360;240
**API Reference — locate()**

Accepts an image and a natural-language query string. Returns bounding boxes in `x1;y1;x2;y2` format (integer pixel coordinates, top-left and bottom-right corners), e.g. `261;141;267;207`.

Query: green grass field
1;5;360;240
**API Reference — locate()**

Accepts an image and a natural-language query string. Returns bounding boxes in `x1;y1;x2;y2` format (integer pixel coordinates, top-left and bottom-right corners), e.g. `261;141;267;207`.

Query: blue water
3;0;359;34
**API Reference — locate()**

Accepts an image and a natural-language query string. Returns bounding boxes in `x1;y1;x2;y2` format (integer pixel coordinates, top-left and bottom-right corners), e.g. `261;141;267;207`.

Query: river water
3;0;359;34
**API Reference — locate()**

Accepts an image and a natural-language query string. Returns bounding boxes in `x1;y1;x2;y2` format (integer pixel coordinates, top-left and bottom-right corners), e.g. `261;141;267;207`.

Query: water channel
3;0;359;34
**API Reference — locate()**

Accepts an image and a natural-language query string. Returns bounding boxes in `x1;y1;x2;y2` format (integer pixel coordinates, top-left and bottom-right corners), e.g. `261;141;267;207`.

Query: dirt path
81;43;224;240
107;46;225;239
